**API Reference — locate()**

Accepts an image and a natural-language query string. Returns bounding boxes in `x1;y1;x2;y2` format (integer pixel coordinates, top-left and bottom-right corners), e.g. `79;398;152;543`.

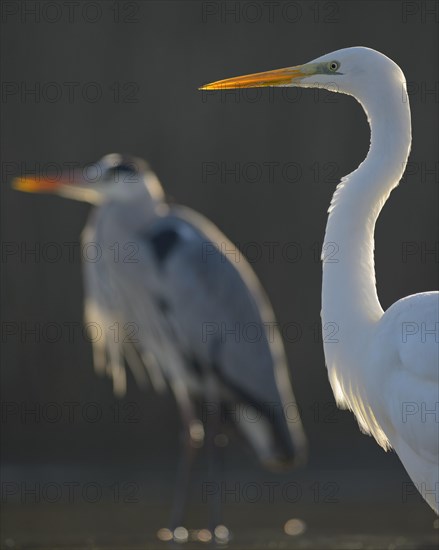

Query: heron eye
328;61;339;72
104;163;139;183
113;163;138;174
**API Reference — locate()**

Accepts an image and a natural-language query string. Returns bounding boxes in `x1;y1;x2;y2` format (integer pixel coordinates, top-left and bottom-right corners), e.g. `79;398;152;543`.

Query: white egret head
200;47;406;104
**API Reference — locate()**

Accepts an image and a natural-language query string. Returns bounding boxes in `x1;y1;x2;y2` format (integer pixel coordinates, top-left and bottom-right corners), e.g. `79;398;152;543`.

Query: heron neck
322;83;412;332
106;191;166;233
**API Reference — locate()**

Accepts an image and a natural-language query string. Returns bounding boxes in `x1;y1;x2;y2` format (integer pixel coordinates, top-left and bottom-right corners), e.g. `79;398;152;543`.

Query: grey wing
140;206;307;465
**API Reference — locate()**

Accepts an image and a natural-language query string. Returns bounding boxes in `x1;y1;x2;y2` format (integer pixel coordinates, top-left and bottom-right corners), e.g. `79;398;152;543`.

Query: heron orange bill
199;65;306;90
12;176;66;193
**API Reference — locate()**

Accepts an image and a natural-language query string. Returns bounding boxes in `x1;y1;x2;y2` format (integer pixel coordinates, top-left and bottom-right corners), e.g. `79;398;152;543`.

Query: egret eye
328;61;339;72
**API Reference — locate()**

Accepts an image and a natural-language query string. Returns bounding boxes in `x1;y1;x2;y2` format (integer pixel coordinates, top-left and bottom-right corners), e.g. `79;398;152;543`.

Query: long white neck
322;79;412;335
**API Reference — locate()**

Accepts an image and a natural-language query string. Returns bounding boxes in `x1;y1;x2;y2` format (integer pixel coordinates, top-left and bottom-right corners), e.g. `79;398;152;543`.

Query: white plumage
202;46;439;513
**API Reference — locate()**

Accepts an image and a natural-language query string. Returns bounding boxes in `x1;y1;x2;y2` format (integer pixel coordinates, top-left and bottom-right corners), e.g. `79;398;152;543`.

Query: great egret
13;153;307;533
201;47;439;513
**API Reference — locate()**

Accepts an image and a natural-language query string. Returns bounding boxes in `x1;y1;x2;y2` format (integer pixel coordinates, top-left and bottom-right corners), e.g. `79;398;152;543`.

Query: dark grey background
1;1;438;547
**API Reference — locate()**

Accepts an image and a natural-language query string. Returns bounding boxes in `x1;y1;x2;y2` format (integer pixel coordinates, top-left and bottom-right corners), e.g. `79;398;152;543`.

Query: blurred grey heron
14;154;307;535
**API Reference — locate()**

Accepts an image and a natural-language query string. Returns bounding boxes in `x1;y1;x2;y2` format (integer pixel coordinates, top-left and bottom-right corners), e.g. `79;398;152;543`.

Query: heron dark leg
168;428;195;531
204;378;230;540
168;383;204;533
206;400;223;532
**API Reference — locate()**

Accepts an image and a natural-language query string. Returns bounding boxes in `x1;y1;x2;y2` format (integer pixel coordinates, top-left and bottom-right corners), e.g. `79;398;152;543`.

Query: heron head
13;153;165;206
200;47;405;104
92;153;165;204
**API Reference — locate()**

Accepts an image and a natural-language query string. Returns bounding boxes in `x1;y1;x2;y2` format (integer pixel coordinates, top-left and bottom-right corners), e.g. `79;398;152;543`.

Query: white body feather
317;48;438;513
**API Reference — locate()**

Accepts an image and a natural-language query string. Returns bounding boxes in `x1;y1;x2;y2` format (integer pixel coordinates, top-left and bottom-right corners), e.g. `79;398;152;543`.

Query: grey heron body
15;154;307;531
